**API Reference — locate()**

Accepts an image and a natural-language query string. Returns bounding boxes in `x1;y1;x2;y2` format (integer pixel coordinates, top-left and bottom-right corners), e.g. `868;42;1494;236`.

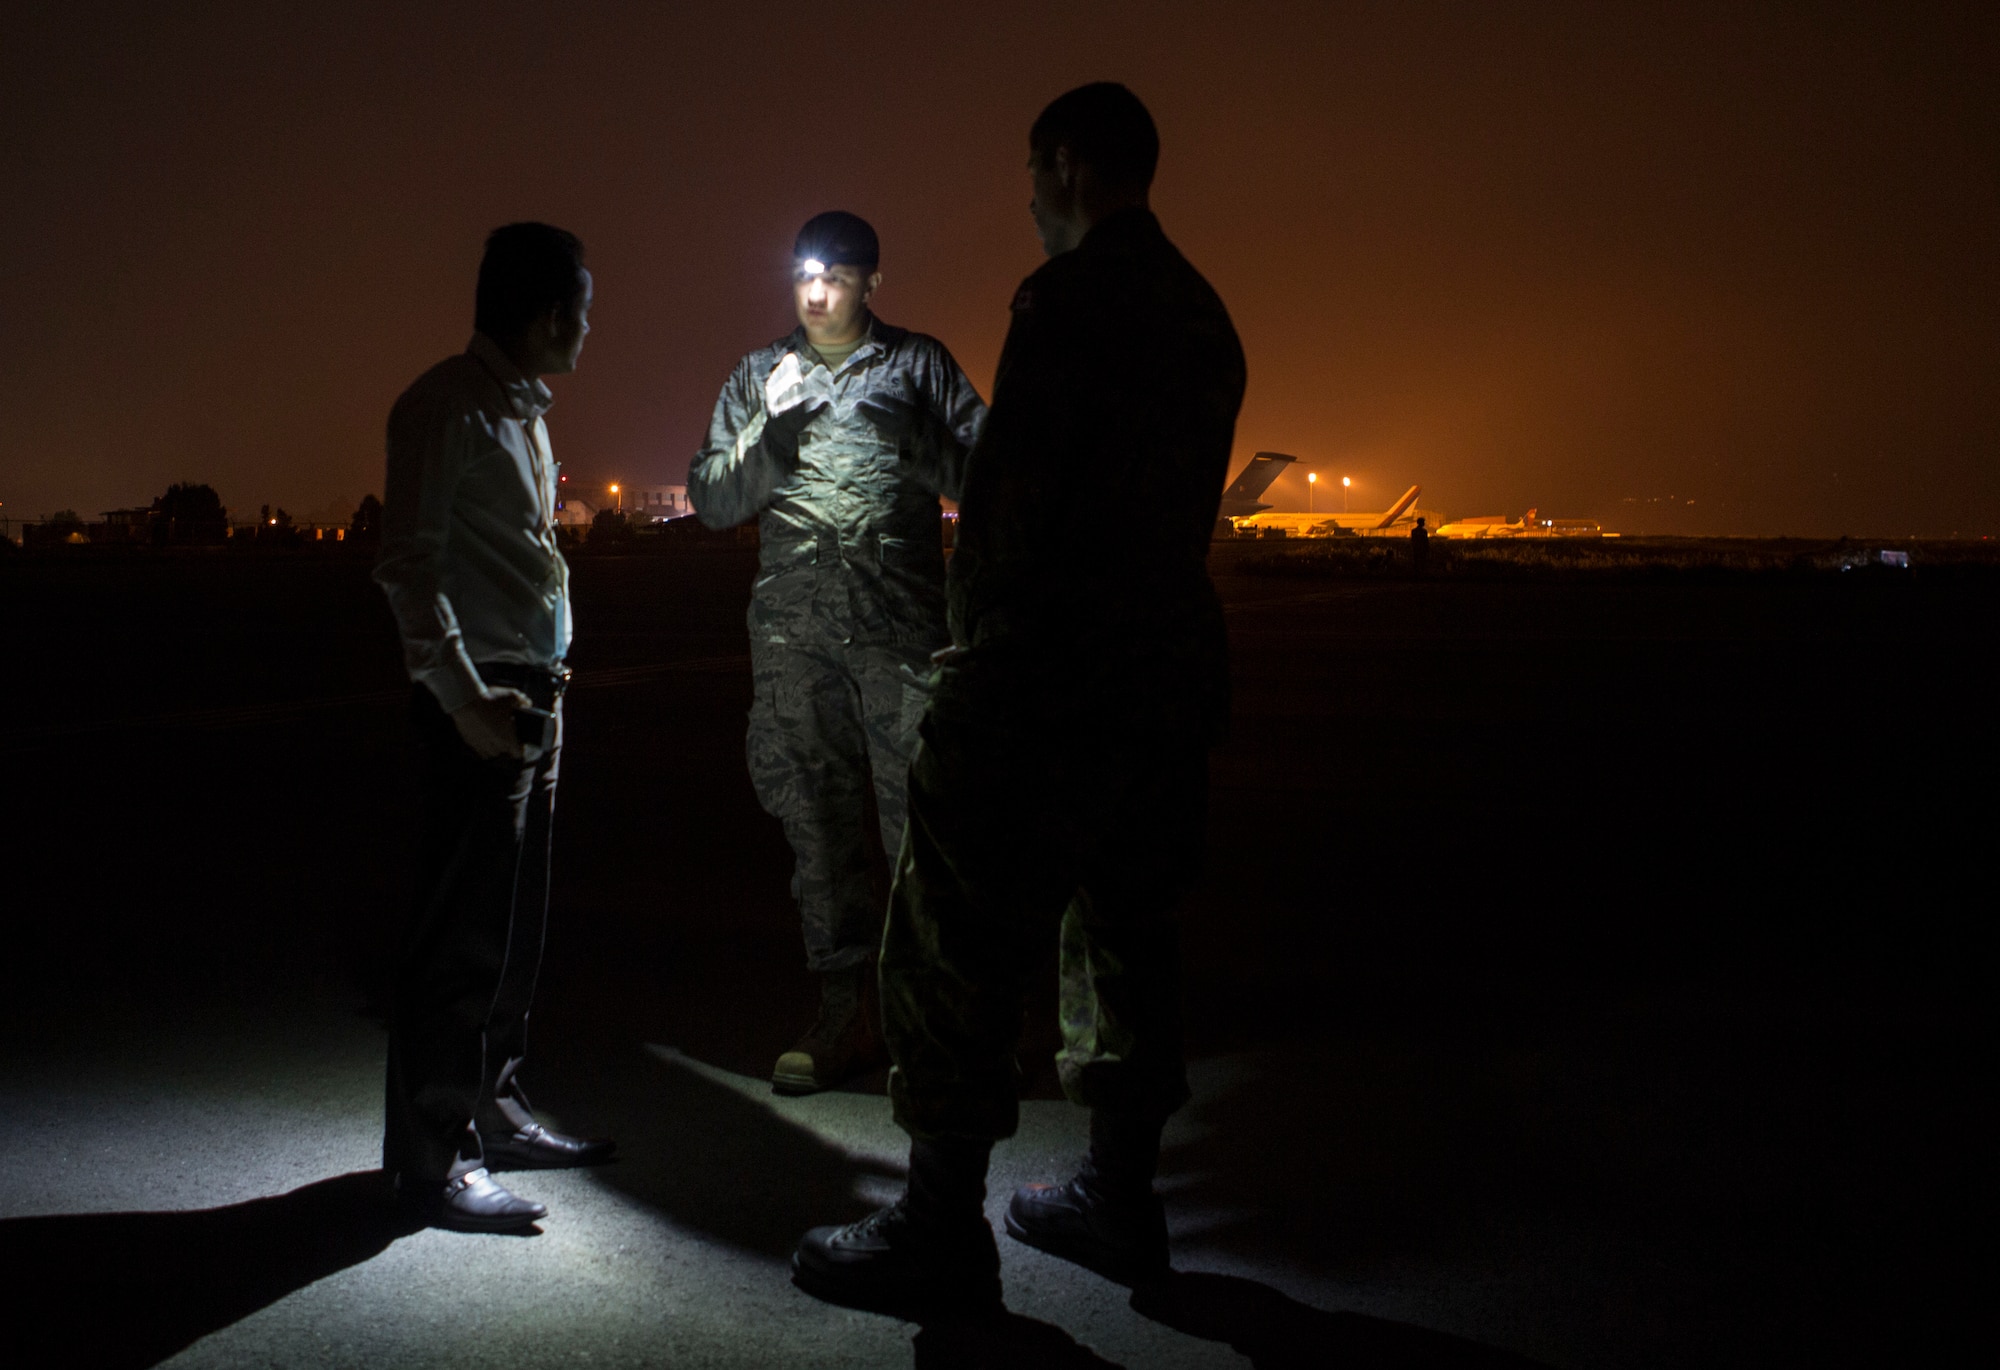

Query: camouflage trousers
748;635;936;973
882;644;1206;1141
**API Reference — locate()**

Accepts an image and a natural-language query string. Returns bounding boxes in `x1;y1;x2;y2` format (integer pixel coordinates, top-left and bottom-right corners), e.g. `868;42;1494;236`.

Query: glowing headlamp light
800;258;827;276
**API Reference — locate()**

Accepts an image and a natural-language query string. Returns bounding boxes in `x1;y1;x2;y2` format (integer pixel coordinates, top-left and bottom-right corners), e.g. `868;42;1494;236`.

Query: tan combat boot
773;962;886;1095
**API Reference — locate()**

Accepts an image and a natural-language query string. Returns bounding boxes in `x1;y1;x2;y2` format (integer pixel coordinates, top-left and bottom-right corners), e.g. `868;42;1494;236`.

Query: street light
1307;471;1317;513
1342;475;1351;513
610;483;622;512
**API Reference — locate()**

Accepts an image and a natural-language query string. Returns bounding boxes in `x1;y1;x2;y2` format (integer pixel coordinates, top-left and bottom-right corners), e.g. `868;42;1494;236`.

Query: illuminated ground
1;542;1986;1367
7;996;1557;1368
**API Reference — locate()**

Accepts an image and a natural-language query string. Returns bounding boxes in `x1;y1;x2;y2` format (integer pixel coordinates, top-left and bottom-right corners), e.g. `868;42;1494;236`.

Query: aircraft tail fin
1374;485;1422;528
1221;452;1298;510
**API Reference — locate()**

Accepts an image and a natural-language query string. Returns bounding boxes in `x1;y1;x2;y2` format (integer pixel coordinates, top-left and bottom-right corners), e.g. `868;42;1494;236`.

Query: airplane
1231;483;1425;537
1431;508;1606;539
1224;492;1432;540
1217;452;1297;519
1218;452;1429;537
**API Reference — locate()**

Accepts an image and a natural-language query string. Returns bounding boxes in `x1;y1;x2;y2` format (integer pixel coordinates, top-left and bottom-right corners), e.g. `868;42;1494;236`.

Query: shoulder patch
1011;287;1034;312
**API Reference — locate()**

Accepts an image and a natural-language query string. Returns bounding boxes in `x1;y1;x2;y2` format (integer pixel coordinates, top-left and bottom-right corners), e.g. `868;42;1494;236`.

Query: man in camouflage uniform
689;211;986;1094
792;84;1246;1315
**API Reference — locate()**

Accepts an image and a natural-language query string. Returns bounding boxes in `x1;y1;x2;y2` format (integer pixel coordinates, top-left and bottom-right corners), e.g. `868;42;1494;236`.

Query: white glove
765;353;810;414
765;352;838;419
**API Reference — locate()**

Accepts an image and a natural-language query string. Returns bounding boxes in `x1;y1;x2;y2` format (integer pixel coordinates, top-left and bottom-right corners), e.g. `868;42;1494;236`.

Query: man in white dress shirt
374;222;614;1232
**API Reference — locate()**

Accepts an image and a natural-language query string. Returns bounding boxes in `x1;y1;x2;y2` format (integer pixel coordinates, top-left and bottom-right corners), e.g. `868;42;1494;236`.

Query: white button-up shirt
375;333;572;714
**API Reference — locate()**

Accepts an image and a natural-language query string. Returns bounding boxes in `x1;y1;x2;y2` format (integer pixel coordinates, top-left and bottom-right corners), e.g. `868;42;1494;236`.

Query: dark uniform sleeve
949;267;1098;641
913;341;987;503
951;217;1244;662
689;354;792;530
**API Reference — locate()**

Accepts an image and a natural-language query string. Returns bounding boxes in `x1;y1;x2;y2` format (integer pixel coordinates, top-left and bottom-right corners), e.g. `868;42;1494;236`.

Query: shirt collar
467;333;555;421
790;315;885;373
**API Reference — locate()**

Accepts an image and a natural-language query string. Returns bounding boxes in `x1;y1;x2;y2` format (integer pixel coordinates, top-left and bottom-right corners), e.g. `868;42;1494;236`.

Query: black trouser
384;667;564;1184
882;642;1208;1142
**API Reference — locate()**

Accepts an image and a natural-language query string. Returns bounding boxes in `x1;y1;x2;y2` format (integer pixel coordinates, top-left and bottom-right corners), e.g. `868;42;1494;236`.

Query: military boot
772;962;885;1095
1005;1108;1171;1283
793;1137;1001;1315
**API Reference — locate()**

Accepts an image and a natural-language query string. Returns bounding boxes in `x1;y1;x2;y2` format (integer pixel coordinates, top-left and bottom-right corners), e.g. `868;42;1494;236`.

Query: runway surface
2;541;1986;1367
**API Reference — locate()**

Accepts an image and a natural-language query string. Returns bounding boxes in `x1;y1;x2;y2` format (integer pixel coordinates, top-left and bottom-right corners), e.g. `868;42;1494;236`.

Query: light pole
1342;476;1351;513
610;483;622;512
1307;471;1317;513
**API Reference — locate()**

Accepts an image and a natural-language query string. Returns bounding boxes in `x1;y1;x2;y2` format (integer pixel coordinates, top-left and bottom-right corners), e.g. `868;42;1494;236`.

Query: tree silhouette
152;483;229;544
587;507;633;548
350;494;382;545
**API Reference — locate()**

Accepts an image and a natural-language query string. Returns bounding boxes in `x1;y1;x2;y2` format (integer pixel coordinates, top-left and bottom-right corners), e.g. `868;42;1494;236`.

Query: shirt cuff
421;651;487;715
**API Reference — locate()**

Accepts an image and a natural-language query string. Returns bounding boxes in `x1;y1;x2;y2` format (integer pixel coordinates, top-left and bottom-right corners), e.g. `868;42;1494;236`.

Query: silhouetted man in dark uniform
375;223;615;1232
793;83;1246;1312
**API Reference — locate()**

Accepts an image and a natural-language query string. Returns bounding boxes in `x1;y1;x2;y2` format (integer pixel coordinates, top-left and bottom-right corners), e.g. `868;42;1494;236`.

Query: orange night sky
3;1;1994;535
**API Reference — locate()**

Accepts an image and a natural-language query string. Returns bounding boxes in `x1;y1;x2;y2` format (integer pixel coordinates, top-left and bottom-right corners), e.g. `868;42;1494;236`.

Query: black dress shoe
792;1199;1001;1316
1004;1174;1169;1284
481;1121;617;1170
408;1168;546;1233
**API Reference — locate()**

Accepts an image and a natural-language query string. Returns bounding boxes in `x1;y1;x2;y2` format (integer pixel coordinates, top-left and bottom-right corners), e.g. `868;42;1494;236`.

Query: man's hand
755;352;831;473
758;399;826;471
765;352;811;412
450;686;534;760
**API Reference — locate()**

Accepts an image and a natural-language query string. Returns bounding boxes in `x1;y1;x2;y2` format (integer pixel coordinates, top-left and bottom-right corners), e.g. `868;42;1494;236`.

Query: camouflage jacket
691;320;986;649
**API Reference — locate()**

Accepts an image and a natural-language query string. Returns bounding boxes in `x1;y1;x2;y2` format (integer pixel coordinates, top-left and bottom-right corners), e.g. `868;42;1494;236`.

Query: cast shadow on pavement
0;1170;428;1369
1160;1044;1502;1278
901;1273;1549;1370
582;1045;904;1259
1132;1272;1554;1368
911;1307;1124;1367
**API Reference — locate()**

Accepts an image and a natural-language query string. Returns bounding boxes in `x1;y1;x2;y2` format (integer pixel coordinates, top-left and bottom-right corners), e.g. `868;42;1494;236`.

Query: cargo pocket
745;667;796;821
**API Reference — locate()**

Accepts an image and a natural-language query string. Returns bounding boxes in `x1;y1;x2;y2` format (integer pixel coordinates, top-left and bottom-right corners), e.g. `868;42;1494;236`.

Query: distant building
22;520;88;548
554;496;597;527
623;485;691;522
90;508;155;544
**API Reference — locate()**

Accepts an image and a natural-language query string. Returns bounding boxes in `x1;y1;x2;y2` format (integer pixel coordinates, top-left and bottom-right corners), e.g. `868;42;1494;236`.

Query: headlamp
800;258;827;276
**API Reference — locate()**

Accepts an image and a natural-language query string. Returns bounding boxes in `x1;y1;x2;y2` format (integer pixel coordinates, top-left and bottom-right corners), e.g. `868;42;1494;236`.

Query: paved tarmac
2;979;1647;1369
1;542;1986;1367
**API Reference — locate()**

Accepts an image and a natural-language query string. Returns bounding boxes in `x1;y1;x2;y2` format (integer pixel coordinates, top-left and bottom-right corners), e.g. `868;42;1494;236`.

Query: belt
811;532;881;568
476;660;571;707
